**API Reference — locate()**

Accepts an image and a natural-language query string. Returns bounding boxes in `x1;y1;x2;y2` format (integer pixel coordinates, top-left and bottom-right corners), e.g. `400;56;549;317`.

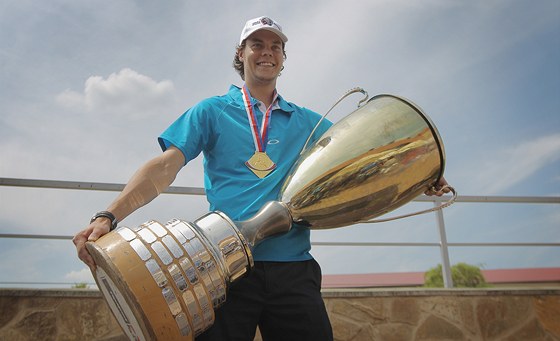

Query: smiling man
74;16;334;340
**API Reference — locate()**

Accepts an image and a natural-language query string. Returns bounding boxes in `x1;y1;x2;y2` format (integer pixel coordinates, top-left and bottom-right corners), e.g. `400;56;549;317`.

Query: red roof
322;267;560;288
482;267;560;283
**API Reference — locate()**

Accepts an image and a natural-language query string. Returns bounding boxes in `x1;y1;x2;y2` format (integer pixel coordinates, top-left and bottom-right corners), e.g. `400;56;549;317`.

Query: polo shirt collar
228;84;294;114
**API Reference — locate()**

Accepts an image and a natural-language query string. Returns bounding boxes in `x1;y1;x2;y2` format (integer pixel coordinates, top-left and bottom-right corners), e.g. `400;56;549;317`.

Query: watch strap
90;211;118;231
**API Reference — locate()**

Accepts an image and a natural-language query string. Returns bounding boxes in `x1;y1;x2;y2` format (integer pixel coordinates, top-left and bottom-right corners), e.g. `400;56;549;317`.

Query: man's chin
254;75;279;84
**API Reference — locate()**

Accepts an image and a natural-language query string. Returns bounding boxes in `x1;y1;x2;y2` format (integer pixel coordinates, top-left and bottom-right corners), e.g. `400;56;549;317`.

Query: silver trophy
87;89;456;340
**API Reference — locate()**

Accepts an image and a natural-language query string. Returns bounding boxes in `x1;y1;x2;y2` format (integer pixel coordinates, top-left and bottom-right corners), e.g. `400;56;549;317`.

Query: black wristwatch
90;211;118;231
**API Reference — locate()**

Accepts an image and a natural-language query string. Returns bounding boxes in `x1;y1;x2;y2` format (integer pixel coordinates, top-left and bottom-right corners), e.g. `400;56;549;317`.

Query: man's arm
72;146;185;270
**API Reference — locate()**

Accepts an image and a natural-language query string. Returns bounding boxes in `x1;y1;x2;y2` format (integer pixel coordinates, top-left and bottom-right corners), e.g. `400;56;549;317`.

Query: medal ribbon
241;85;277;152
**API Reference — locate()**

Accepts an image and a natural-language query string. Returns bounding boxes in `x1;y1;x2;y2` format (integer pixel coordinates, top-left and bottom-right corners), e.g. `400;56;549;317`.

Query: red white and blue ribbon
241;85;278;153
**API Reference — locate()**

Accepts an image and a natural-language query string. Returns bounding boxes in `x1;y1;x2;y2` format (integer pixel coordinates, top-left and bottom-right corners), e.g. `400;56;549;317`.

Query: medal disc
245;152;276;178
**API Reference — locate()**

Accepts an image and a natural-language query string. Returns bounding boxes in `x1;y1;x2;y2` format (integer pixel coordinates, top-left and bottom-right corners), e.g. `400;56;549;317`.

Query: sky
0;0;559;288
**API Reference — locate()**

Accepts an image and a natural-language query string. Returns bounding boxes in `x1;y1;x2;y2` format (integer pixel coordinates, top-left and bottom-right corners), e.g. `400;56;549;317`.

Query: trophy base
87;212;253;340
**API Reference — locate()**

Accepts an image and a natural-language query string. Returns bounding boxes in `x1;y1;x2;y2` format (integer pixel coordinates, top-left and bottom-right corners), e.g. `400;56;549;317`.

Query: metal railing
1;177;559;288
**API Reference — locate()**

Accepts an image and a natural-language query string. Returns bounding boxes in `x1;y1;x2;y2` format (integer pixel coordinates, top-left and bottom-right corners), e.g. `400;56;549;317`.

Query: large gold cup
87;92;454;340
281;93;447;228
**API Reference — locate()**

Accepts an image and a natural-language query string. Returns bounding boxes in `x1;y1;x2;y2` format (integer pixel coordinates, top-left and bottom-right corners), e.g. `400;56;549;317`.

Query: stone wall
0;289;123;341
1;288;558;340
321;289;560;341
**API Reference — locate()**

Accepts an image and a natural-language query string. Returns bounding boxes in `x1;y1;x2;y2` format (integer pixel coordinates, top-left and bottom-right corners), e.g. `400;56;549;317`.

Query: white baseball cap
239;16;288;45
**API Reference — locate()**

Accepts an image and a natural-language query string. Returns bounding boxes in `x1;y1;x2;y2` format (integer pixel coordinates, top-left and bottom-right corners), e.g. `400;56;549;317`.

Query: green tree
424;263;488;288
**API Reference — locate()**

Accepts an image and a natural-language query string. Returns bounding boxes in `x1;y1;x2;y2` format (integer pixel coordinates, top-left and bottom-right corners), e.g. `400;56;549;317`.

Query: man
75;16;333;340
73;16;450;340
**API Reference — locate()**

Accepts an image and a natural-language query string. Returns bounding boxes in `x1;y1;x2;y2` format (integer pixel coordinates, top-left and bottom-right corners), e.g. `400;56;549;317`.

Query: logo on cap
260;17;274;26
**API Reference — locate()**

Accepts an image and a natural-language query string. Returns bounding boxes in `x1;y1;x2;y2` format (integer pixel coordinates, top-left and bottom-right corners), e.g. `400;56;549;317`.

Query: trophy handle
359;186;457;223
300;87;369;155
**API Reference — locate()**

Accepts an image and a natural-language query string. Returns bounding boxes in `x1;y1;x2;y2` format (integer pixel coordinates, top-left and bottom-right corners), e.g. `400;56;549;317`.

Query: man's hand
425;177;452;197
72;217;111;272
72;147;185;271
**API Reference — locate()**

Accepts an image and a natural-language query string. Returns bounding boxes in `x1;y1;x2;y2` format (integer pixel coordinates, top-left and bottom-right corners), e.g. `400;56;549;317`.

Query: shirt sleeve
158;100;214;164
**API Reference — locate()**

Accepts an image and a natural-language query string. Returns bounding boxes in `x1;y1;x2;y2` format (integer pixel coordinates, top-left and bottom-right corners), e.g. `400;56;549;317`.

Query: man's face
238;30;284;85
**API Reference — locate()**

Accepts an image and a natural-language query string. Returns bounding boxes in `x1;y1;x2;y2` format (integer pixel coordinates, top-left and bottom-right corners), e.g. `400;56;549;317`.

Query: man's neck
245;81;277;108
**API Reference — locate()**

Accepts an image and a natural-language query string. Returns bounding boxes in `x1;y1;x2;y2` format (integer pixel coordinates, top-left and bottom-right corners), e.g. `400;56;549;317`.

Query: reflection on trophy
86;91;456;340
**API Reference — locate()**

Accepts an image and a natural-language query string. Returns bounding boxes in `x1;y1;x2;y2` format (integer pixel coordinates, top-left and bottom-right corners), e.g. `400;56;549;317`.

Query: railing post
435;200;454;288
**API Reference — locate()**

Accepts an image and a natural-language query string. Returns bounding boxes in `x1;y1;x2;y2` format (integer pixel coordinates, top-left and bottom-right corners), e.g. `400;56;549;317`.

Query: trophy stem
235;201;293;248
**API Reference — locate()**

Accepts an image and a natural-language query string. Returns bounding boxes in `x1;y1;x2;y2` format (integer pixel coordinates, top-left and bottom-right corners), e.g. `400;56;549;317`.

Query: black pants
196;259;333;341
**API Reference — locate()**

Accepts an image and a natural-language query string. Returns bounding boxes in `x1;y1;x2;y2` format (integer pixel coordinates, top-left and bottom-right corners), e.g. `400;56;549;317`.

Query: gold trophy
87;89;456;340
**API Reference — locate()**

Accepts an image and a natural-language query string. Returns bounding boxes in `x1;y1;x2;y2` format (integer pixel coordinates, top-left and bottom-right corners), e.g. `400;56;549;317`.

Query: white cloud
56;68;176;120
470;134;560;194
55;89;85;109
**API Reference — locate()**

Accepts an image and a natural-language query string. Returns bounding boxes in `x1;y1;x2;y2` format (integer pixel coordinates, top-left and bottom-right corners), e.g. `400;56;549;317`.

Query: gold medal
241;85;279;178
245;151;276;178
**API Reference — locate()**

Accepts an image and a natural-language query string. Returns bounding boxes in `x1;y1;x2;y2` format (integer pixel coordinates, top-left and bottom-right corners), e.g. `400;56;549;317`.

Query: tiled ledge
321;287;560;297
2;286;558;297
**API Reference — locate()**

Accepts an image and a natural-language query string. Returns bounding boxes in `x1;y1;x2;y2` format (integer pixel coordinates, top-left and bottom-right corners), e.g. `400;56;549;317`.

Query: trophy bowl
280;93;446;228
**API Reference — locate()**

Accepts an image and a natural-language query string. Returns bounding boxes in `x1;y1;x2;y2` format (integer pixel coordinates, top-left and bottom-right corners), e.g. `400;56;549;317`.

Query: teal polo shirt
159;85;332;261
